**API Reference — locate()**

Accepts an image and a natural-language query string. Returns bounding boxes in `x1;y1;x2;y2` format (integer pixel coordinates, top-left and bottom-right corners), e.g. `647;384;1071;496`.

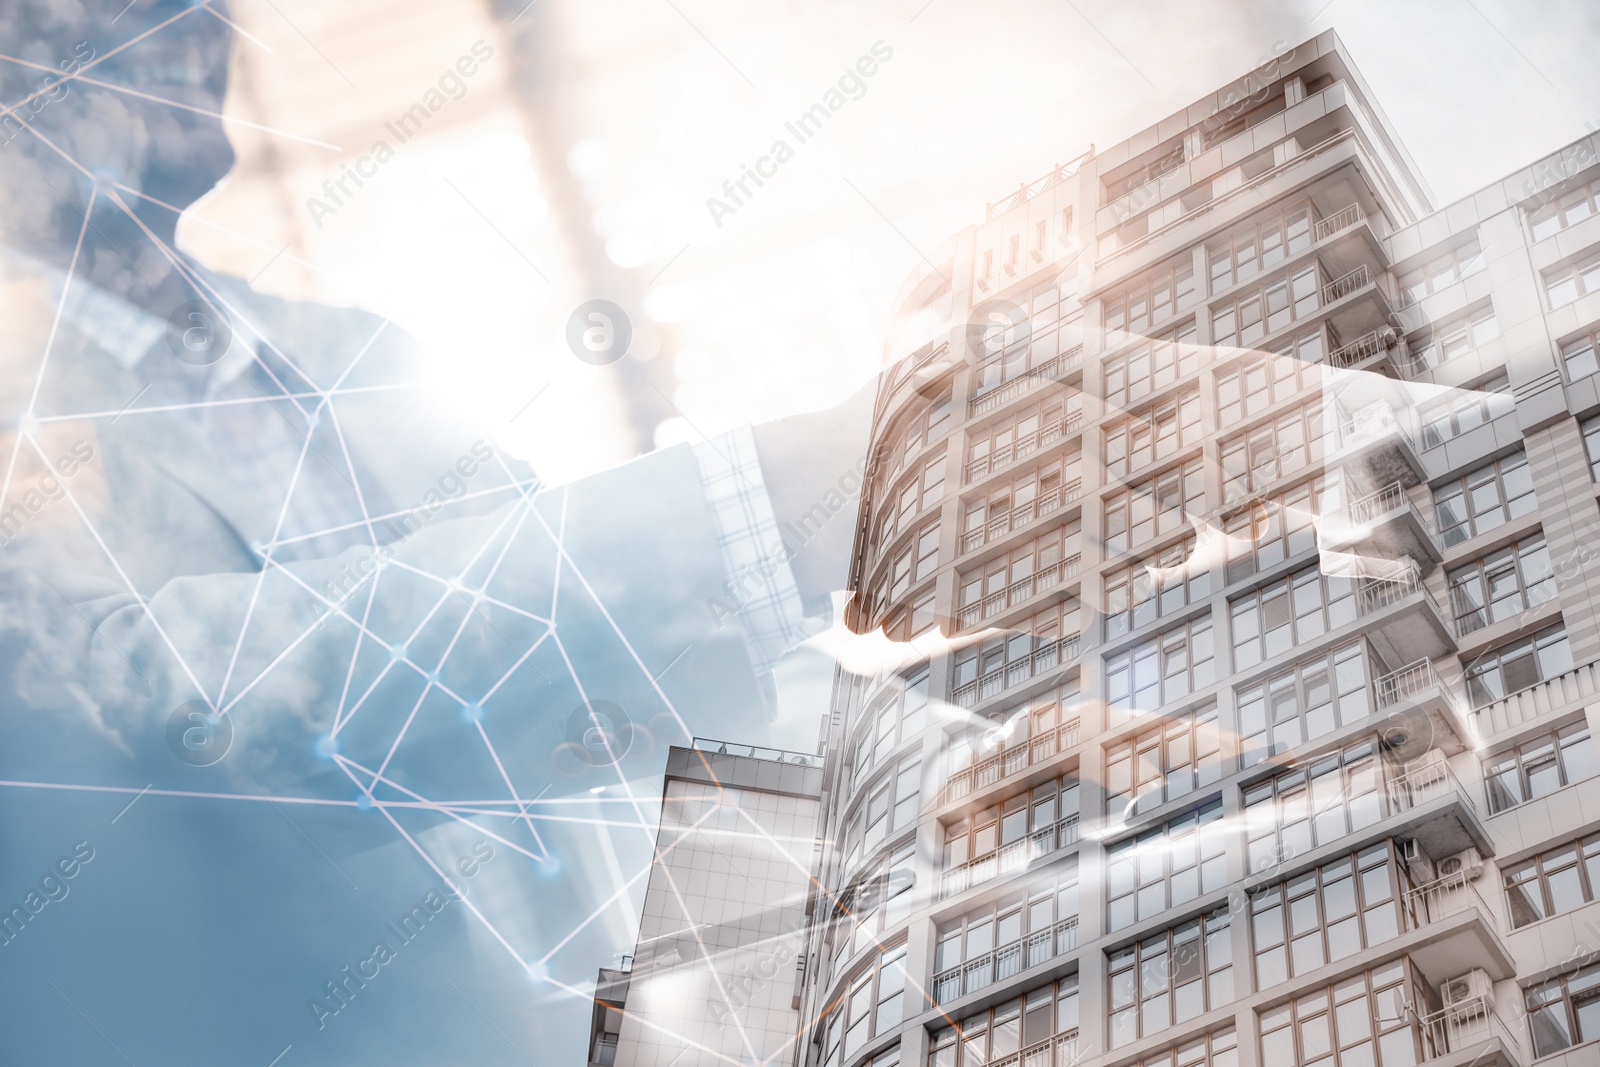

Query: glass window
1229;562;1357;671
1544;249;1600;309
1212;265;1320;348
1398;240;1486;306
1222;477;1339;584
1219;399;1327;497
1485;721;1599;814
1243;742;1385;876
1104;320;1199;407
1463;623;1573;706
1503;831;1600;928
957;517;1080;624
1259;961;1424;1067
1104;615;1216;724
1526;959;1600;1056
964;395;1083;481
1433;450;1537;548
1562;328;1600;382
1209;204;1314;291
1251;845;1401;985
1527;176;1600;241
1104;458;1205;555
1103;535;1213;640
959;450;1082;554
839;943;908;1059
1129;1025;1238;1067
1409;304;1498;370
1103;263;1198;336
1104;389;1202;478
1446;532;1556;635
931;861;1080;1003
1104;800;1227;931
1105;703;1223;817
1215;329;1327;425
1419;374;1512;449
1108;909;1233;1047
1236;642;1373;768
927;975;1079;1067
939;775;1079;897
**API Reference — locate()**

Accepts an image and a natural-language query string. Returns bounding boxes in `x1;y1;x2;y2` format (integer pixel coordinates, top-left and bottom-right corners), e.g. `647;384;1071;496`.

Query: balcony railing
1338;401;1417;452
1347;481;1419;527
1322;263;1373;304
980;1029;1081;1067
1385;753;1479;820
1355;558;1424;616
960;483;1083;554
938;815;1080;900
1313;202;1365;242
1405;865;1497;927
1374;657;1458;712
953;634;1081;709
1421;997;1524;1063
958;555;1082;630
1472;657;1600;739
937;719;1083;806
969;349;1083;417
965;413;1084;482
689;738;823;765
932;917;1080;1005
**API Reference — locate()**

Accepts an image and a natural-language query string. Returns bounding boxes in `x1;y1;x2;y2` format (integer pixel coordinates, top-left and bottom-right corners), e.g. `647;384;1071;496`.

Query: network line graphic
0;7;853;1063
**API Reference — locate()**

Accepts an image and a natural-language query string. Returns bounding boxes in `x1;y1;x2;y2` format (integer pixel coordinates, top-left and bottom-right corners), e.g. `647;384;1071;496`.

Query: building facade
600;28;1600;1067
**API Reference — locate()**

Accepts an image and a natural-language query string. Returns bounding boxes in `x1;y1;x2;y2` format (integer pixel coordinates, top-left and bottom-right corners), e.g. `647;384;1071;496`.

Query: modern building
597;28;1600;1067
588;740;826;1067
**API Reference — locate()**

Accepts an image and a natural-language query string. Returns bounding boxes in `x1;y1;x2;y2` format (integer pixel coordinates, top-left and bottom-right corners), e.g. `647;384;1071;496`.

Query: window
1251;845;1402;986
961;451;1082;551
1104;800;1227;930
848;671;931;787
1259;961;1424;1067
1222;477;1338;584
1545;249;1600;309
1243;742;1385;876
877;389;953;486
1105;140;1186;202
1104;703;1223;817
1103;536;1213;640
932;861;1079;1003
1209;204;1313;291
1446;531;1556;635
1504;832;1600;928
944;684;1081;788
940;775;1080;876
826;840;918;982
1211;265;1319;349
965;394;1082;481
1131;1026;1238;1067
885;519;940;602
1103;320;1200;406
1104;615;1216;724
1398;240;1486;306
1237;642;1373;767
1464;623;1573;706
1104;389;1201;478
878;450;947;547
1410;304;1499;371
1215;329;1327;425
1103;264;1199;336
972;286;1080;395
1219;400;1327;497
951;616;1079;708
957;529;1080;627
1104;458;1204;554
927;975;1079;1067
1230;563;1357;670
1485;721;1597;814
1562;326;1600;382
841;942;908;1059
1528;175;1600;240
1433;450;1537;548
1108;909;1233;1046
1585;414;1600;481
843;757;922;875
1419;374;1512;448
1525;959;1600;1057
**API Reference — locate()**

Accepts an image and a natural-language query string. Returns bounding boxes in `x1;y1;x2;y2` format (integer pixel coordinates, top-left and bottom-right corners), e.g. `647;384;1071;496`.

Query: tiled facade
598;29;1600;1067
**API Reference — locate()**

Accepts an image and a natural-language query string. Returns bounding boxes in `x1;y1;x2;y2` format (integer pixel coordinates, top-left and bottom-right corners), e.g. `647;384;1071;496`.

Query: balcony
960;483;1084;554
937;719;1082;807
953;634;1081;709
1321;480;1443;576
1471;657;1600;741
1421;998;1526;1067
964;412;1084;483
938;815;1080;900
1327;328;1423;379
1350;558;1455;665
1335;400;1426;488
1373;658;1475;759
975;1029;1080;1067
969;349;1084;417
1384;751;1492;866
931;917;1080;1005
958;555;1082;630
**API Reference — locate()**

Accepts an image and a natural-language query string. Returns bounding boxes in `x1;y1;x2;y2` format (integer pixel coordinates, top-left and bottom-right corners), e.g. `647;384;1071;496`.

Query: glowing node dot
389;644;408;663
315;735;340;759
462;702;483;722
355;792;374;811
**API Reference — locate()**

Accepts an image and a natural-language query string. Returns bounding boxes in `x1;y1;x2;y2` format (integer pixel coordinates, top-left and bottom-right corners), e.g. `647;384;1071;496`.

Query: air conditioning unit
1440;969;1494;1012
1435;847;1485;881
1400;839;1435;884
